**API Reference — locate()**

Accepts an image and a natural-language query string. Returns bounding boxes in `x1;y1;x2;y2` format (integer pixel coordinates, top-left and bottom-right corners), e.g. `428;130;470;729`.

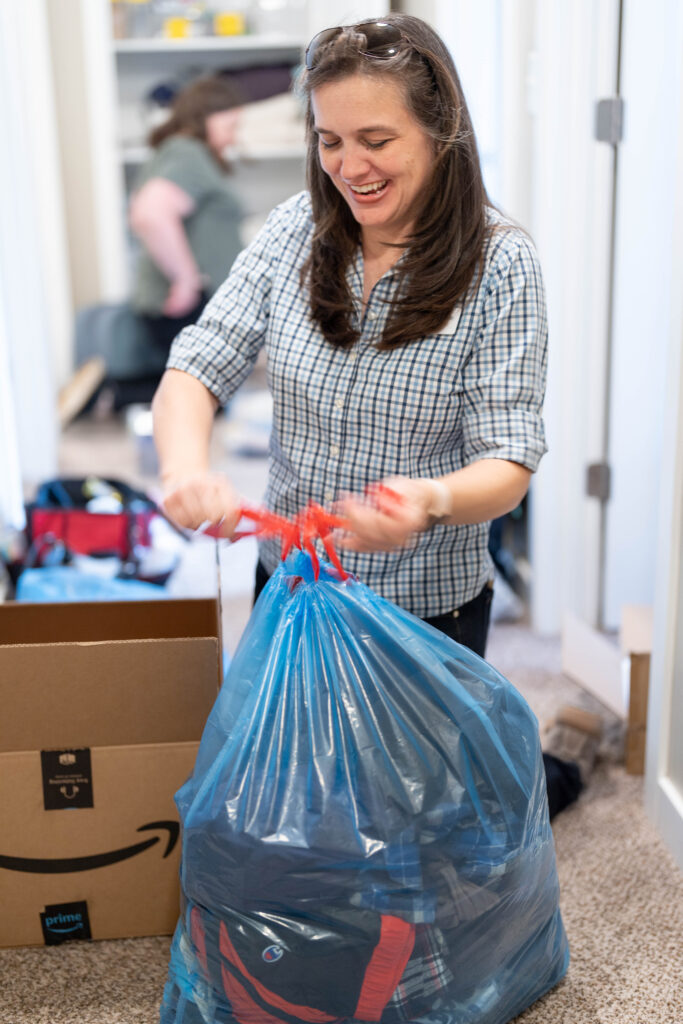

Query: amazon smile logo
0;820;179;874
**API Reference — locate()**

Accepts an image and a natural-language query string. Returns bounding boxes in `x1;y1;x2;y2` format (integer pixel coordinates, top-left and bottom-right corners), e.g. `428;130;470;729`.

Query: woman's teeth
350;180;388;194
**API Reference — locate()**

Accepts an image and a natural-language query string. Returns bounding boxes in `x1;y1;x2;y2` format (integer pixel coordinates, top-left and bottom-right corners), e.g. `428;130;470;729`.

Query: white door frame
644;3;683;868
528;0;620;634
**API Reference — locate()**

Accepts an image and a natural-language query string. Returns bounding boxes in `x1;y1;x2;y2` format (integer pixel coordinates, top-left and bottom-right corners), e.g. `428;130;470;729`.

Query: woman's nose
339;145;371;181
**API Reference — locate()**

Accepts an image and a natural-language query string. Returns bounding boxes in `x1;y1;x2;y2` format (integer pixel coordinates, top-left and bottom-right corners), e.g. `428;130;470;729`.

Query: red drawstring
213;502;350;581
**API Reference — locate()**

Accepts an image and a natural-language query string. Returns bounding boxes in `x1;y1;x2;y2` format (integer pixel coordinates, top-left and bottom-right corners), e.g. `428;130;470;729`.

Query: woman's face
311;73;434;247
205;108;241;154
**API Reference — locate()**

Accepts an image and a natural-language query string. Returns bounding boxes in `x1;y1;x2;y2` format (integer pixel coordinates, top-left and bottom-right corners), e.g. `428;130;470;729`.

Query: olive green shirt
131;135;243;315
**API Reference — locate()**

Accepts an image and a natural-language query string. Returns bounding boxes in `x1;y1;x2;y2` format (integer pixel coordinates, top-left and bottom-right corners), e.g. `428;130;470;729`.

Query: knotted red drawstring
200;484;405;580
213;502;351;581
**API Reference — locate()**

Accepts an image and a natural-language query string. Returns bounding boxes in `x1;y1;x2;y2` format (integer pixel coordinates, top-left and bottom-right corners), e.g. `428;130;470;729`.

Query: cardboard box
0;597;221;947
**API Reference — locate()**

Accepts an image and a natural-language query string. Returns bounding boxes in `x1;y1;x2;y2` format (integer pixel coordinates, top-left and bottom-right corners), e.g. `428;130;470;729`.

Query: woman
130;74;245;354
153;16;598;815
61;75;246;420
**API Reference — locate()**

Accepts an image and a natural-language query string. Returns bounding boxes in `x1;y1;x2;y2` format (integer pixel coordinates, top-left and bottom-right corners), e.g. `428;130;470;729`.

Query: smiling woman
153;13;547;628
300;17;489;352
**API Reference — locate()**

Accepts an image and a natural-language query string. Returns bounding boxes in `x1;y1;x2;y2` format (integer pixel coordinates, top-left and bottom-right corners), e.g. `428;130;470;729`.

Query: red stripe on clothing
219;921;337;1023
354;915;416;1022
221;964;287;1024
190;906;209;977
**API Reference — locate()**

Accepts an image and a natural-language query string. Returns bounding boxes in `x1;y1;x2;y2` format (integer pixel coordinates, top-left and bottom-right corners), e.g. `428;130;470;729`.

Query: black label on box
40;748;93;810
40;900;91;945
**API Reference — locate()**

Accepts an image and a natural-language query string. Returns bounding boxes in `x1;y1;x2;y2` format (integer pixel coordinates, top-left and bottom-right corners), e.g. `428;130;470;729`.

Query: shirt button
348;350;357;360
367;310;377;321
451;609;460;619
334;398;344;411
330;444;339;457
324;490;334;502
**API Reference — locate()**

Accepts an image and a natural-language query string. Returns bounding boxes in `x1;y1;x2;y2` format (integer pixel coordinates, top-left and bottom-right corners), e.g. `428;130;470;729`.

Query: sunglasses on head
304;20;406;71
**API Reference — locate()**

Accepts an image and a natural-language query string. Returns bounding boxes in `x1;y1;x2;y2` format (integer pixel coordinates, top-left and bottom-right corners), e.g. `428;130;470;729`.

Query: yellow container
213;12;246;36
164;16;191;39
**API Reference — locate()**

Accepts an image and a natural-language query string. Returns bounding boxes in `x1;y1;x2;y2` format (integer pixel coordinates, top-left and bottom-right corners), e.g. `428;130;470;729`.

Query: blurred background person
59;74;245;423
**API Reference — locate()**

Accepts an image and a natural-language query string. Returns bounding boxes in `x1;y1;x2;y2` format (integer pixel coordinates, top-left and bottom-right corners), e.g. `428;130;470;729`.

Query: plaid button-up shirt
168;191;548;617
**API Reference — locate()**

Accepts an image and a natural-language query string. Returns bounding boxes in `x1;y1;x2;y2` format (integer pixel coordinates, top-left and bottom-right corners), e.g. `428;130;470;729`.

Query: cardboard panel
0;638;219;751
0;742;199;947
0;597;219;645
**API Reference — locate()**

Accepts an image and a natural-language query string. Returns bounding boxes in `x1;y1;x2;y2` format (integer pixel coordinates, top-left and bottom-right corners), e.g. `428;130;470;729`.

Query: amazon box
0;597;221;947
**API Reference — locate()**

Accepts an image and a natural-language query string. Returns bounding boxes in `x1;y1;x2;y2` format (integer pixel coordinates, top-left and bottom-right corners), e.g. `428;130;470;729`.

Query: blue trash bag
160;550;568;1024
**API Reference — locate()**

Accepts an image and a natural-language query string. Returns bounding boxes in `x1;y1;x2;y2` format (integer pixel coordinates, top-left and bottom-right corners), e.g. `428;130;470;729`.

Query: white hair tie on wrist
425;478;453;521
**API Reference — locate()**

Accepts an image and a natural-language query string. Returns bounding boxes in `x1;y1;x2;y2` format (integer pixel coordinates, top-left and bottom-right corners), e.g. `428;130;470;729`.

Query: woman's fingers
161;473;241;538
335;477;432;551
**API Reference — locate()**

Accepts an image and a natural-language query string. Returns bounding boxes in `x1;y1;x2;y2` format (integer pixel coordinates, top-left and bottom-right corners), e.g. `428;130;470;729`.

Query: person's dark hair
300;14;492;349
148;75;244;161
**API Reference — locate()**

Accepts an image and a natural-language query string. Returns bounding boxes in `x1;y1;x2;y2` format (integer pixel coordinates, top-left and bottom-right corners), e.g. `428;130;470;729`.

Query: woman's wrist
422;477;454;523
160;466;208;494
173;270;209;289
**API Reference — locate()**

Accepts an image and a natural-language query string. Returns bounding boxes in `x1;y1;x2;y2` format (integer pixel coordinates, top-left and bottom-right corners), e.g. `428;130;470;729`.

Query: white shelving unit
110;15;310;293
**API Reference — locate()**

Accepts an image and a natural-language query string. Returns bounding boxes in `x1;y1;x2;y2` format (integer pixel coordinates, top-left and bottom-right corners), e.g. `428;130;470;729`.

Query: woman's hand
335;461;532;553
162;277;203;317
335;476;441;552
161;471;242;540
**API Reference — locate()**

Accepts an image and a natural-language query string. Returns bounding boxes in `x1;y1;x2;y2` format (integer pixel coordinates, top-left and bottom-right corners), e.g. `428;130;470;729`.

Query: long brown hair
300;14;492;349
148;75;244;165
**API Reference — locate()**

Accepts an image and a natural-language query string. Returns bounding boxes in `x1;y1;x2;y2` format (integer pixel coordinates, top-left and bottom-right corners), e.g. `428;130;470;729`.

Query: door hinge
595;97;624;144
586;462;611;501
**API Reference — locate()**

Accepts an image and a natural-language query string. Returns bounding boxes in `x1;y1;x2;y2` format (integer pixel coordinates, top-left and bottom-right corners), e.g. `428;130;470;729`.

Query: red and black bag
24;476;158;563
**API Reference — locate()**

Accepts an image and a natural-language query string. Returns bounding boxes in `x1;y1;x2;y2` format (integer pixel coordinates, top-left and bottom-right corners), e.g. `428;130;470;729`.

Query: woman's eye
318;138;339;149
366;139;390;150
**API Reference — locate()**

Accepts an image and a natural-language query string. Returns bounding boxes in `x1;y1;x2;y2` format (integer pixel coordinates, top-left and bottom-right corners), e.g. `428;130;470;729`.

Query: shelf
120;143;306;164
113;34;305;54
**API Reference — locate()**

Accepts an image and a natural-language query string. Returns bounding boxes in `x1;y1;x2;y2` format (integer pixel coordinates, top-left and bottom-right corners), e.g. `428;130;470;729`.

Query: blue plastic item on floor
160;550;569;1024
16;566;167;602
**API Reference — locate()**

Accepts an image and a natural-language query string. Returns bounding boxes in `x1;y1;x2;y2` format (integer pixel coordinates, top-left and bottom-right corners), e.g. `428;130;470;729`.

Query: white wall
0;284;25;530
0;0;69;490
48;0;129;311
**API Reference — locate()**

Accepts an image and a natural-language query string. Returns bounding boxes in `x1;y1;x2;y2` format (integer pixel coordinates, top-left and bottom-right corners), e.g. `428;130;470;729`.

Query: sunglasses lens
305;28;341;69
357;21;403;58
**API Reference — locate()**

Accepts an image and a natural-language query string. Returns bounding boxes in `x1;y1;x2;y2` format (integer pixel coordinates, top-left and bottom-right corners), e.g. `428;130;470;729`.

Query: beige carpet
2;622;681;1024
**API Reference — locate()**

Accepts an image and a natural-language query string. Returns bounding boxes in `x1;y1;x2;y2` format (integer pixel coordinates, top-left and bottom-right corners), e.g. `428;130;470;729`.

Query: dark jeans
107;294;208;409
140;293;207;355
253;561;581;819
423;582;494;658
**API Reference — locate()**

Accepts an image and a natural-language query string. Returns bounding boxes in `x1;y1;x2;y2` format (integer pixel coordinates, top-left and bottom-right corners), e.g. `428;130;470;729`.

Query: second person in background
129;74;245;363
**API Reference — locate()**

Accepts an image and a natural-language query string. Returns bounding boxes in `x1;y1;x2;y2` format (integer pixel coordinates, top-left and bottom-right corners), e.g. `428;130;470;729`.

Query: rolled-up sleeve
461;234;548;472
